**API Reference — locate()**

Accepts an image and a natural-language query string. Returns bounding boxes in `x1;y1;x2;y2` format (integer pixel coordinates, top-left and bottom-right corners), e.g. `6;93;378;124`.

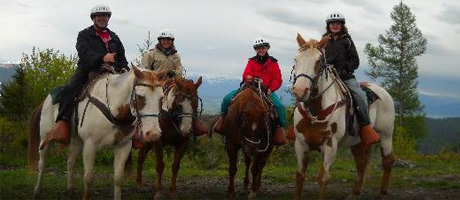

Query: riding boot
212;116;225;135
273;127;286;146
192;119;208;138
39;120;70;150
132;130;146;149
286;125;296;141
360;124;380;147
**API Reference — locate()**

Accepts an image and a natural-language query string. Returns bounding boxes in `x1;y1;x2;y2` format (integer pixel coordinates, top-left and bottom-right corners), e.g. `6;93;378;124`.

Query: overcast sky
1;0;459;97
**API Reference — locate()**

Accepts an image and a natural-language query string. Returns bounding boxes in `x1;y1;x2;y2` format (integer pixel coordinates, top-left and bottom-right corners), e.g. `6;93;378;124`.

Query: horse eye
137;95;145;100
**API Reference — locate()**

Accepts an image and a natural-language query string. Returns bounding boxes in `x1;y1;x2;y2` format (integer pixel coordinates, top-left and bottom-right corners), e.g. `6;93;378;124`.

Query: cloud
437;4;460;26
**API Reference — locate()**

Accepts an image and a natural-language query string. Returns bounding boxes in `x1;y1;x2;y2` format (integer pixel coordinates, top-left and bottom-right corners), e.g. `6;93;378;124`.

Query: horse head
132;66;167;142
163;76;202;136
233;85;271;153
291;33;329;102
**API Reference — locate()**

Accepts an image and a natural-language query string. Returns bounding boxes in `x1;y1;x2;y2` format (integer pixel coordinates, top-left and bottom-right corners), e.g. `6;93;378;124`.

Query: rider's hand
244;75;253;83
267;89;272;95
103;53;116;63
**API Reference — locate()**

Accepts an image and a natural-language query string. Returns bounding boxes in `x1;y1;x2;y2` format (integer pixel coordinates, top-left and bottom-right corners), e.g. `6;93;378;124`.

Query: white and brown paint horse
135;76;203;199
28;66;166;200
291;34;395;199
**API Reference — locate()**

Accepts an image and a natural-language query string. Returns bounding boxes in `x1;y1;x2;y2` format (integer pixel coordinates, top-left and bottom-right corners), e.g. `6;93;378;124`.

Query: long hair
322;22;349;37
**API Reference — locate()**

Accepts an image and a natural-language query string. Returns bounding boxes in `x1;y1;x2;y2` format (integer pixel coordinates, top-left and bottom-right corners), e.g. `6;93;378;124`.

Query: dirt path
46;175;459;200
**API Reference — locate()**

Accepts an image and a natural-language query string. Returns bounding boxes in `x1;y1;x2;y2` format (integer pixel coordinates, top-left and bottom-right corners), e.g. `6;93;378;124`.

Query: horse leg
113;143;132;200
243;152;252;191
350;143;371;198
248;153;269;199
82;143;96;200
294;139;310;200
33;147;48;198
317;139;338;200
226;142;239;198
169;140;188;198
378;147;394;199
136;143;152;189
153;141;165;200
67;141;83;197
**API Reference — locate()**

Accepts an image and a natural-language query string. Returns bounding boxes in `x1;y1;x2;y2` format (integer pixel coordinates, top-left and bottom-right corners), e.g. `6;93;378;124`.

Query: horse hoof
154;192;162;200
33;189;41;199
67;188;76;197
169;191;177;199
248;190;257;199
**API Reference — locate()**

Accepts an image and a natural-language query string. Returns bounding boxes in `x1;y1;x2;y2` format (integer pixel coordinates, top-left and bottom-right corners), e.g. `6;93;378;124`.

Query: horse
135;76;203;199
28;66;167;200
290;34;395;200
221;80;276;199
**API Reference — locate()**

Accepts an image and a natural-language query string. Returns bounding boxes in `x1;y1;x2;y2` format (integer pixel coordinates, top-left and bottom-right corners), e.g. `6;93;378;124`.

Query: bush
393;126;418;158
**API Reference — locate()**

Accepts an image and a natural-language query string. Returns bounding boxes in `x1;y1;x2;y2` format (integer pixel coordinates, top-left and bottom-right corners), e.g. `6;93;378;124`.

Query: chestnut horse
135;76;203;199
291;34;395;199
221;80;276;198
28;66;166;200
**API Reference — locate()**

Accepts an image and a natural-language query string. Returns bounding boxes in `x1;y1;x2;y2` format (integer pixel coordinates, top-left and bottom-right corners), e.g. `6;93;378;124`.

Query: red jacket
242;56;283;92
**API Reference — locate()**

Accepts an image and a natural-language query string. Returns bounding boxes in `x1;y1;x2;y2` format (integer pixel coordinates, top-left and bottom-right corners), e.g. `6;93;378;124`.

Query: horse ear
297;33;307;48
175;78;183;90
318;36;330;49
133;66;144;79
195;76;202;89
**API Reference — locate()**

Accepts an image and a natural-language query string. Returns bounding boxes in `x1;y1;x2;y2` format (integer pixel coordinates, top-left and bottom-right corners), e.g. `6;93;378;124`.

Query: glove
166;70;176;78
244;75;253;83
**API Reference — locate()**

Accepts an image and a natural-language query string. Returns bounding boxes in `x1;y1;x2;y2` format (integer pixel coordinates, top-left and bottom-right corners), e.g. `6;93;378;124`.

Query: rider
323;11;379;146
213;37;287;146
40;4;129;150
140;29;208;139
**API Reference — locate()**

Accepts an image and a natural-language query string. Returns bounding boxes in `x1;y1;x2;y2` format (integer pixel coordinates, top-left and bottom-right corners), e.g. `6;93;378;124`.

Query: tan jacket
140;47;183;77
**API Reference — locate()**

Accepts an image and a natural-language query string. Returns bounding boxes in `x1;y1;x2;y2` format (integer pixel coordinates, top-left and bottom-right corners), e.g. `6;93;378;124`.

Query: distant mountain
0;64;18;85
419;94;460;118
418;117;460;154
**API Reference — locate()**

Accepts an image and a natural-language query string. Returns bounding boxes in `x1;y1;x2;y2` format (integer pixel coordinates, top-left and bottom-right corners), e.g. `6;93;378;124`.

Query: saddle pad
360;83;380;105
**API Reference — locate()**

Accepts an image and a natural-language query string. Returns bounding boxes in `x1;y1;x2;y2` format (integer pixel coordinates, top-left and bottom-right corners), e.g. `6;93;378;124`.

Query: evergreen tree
133;31;154;66
364;2;427;138
0;65;28;119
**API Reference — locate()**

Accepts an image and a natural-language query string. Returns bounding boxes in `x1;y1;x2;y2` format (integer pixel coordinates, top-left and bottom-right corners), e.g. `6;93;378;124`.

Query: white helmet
90;4;112;19
326;11;345;24
253;37;270;49
157;29;175;40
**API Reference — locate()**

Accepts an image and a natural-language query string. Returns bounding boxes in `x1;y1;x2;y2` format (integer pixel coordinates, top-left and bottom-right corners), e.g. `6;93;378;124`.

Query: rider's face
329;22;342;34
160;38;173;49
92;14;110;29
255;46;268;56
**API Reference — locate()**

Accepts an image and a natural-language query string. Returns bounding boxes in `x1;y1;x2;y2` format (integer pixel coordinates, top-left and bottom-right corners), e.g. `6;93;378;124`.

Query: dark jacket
324;33;359;80
76;26;128;72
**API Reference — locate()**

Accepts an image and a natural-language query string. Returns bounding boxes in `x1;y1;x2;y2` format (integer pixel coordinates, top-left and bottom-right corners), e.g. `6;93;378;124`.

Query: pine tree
133;31;154;66
0;65;28;119
364;2;427;138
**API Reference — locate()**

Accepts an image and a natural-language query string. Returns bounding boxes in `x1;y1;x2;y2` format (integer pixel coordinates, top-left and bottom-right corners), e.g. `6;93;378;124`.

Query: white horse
28;66;166;200
291;34;395;199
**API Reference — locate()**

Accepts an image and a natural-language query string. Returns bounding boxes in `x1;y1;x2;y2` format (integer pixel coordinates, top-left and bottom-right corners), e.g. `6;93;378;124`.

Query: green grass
1;141;459;199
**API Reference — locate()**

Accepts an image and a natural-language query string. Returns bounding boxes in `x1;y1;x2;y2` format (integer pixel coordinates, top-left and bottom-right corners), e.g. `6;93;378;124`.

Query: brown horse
135;76;203;199
221;80;276;198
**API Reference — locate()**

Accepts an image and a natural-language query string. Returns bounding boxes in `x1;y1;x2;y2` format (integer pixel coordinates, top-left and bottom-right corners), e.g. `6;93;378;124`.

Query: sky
1;0;459;99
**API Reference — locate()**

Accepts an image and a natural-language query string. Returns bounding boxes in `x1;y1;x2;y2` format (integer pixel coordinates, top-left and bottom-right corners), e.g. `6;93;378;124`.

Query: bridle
130;81;163;133
166;85;204;134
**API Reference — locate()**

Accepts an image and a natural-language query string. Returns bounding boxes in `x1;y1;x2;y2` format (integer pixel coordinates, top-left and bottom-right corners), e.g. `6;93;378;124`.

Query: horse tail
27;102;43;173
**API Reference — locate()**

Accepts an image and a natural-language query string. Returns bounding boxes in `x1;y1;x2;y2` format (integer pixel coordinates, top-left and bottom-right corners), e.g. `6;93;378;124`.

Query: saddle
342;81;381;135
230;81;278;124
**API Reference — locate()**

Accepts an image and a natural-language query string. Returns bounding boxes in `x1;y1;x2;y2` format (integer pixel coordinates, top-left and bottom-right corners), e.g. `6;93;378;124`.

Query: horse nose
144;131;161;142
293;86;309;99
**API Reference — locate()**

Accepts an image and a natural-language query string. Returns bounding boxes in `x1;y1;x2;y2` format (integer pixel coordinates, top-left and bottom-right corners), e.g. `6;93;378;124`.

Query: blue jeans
344;78;370;126
221;89;287;127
